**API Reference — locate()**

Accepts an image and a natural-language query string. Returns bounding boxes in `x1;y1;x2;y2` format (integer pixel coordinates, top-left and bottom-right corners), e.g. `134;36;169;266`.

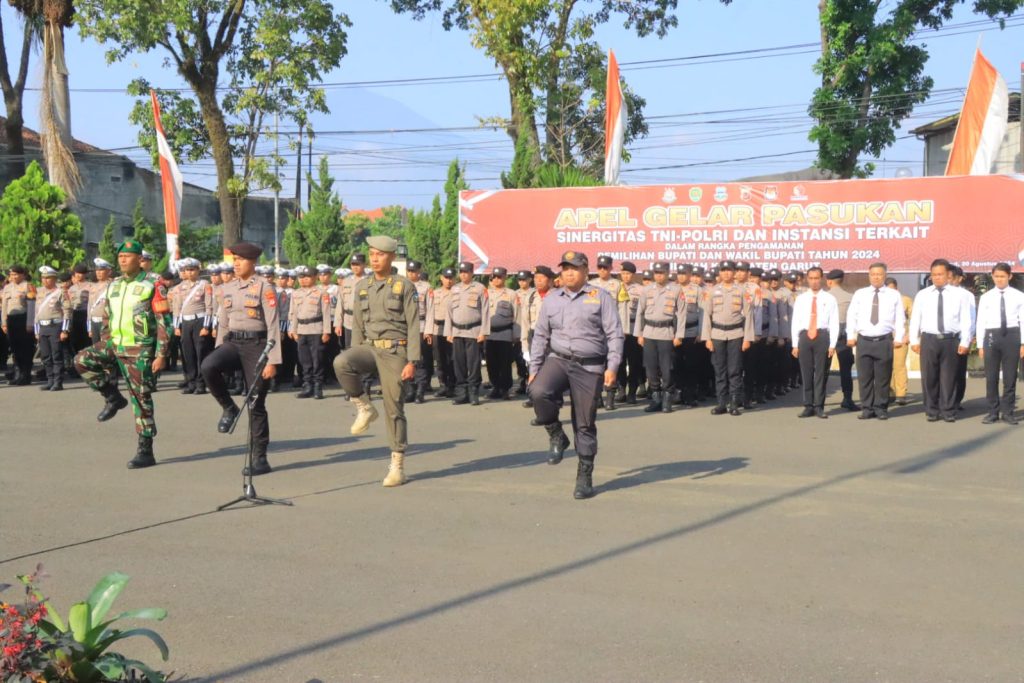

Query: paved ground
2;372;1022;682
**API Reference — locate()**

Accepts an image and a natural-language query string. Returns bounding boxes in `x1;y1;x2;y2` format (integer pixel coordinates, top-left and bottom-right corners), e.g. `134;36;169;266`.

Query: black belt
434;319;445;325
922;332;960;341
490;323;513;333
629;317;636;324
858;333;892;342
452;321;480;330
343;309;353;315
712;322;744;331
228;331;267;341
644;319;674;329
297;316;323;324
685;322;699;329
552;349;607;366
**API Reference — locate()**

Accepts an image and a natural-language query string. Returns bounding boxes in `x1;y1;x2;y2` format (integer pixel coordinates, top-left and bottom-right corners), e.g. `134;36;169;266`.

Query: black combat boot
661;390;672;413
217;403;240;433
574;458;595;499
710;404;728;415
415;386;426;404
544;422;570;465
313;382;324;400
40;369;53;391
625;389;637;405
470;387;481;406
643;389;661;413
96;385;129;422
452;387;469;405
296;382;313;399
243;451;272;476
603;388;616;411
127;435;156;469
404;382;417;402
176;379;189;389
49;377;64;391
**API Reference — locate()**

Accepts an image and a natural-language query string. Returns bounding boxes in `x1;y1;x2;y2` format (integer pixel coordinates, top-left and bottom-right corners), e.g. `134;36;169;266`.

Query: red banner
459;175;1024;273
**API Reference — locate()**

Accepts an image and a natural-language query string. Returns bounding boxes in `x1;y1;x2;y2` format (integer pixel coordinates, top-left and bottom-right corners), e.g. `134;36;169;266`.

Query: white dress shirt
953;284;977;340
976;285;1024;349
847;285;906;338
908;285;973;347
791;289;840;349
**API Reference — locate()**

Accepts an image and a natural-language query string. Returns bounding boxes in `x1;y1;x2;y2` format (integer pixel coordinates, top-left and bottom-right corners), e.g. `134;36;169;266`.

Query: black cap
711;266;721;277
407;260;422;272
9;264;26;275
719;260;737;272
736;261;751;272
785;272;799;283
767;269;782;280
458;261;474;273
749;267;764;277
692;266;705;277
58;271;72;283
596;255;613;268
825;269;844;281
441;267;456;278
702;271;715;283
72;263;89;274
534;265;555;279
516;269;532;280
642;269;653;279
491;267;508;279
652;261;670;274
678;264;693;275
559;250;588;268
350;253;366;265
620;261;637;274
229;241;263;260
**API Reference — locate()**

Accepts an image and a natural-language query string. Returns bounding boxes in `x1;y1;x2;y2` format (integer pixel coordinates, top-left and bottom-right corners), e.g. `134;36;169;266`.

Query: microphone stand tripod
217;340;293;511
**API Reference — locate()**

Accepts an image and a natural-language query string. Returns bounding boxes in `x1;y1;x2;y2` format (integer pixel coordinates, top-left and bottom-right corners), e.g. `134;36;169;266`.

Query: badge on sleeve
265;290;276;307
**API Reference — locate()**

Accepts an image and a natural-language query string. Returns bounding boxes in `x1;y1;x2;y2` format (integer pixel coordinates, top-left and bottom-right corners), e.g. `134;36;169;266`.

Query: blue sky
3;1;1022;209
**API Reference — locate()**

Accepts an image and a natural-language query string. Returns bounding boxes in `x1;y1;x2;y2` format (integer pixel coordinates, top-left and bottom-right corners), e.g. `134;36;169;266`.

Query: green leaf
86;571;129;625
123;657;168;683
68;601;92;643
94;627;170;661
94;653;127;680
114;607;168;621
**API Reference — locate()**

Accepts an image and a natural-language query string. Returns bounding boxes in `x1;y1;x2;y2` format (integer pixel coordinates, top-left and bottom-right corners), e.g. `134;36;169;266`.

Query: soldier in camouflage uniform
75;240;171;469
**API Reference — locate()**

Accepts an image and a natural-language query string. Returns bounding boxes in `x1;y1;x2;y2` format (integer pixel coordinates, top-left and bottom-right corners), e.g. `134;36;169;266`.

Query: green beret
116;239;143;255
366;235;398;253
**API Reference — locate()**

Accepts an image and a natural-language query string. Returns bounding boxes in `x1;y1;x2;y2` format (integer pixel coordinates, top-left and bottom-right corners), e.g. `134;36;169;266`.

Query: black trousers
71;310;90;352
201;337;271;455
855;335;893;411
0;325;8;369
742;339;763;400
323;328;341;381
835;325;855;398
166;332;180;369
452;336;482;398
279;334;298;383
530;355;603;458
643;338;674;392
433;335;455;389
954;353;968;407
37;326;63;380
984;328;1020;416
513;341;528;385
413;335;433;390
180;319;212;390
797;331;830;408
485;339;514;392
297;334;325;383
618;334;645;394
696;339;714;396
677;337;701;400
711;338;744;406
920;334;960;419
6;313;34;376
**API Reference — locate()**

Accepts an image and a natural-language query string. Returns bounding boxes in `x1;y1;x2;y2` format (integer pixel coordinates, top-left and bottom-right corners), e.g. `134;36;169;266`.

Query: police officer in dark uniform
200;242;281;476
528;250;624;500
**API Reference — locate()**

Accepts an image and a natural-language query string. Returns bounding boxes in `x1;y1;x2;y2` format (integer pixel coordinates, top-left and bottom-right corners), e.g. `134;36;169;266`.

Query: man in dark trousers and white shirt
791;267;839;418
976;262;1024;424
826;269;859;411
909;259;973;423
846;262;906;420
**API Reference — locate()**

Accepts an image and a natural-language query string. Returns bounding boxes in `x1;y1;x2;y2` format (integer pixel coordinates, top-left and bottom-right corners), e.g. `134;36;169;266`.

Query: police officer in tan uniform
173;258;214;395
333;235;420;487
68;263;92;357
634;261;687;414
445;261;490;405
425;267;456;398
518;265;555;410
702;260;755;415
3;265;36;385
87;259;114;345
405;260;433;403
589;255;630;409
485;266;518;400
34;266;72;391
512;269;534;396
289;265;331;399
201;242;281;476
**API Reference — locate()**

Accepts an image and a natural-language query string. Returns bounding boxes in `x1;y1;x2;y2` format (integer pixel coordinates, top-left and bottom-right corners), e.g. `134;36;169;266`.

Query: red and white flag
604;49;627;186
150;90;183;264
945;48;1009;176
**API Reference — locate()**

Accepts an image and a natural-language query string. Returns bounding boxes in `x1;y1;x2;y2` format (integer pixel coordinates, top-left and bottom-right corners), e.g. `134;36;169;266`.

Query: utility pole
295;124;303;220
273;111;280;266
307;129;313;206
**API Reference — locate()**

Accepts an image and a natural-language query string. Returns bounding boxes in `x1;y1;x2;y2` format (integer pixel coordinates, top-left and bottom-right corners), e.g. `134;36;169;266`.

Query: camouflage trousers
75;341;157;438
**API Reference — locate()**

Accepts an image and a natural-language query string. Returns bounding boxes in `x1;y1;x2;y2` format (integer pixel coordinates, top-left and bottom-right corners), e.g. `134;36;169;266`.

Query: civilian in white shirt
909;259;973;423
846;262;906;420
977;262;1024;425
950;265;976;410
791;267;839;418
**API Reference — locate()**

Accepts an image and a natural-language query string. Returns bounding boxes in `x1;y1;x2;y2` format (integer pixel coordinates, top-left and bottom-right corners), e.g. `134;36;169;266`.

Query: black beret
826;269;844;281
58;271;72;282
620;261;637;273
596;255;613;268
72;263;89;274
229;241;263;260
534;265;556;279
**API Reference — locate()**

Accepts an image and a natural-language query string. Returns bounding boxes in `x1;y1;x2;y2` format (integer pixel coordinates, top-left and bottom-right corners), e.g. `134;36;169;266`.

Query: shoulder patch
392;281;403;295
265;289;277;307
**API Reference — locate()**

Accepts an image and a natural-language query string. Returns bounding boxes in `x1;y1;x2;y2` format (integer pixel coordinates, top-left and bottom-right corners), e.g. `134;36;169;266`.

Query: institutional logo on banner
791;185;807;201
714;186;728;201
662;188;677;203
740;186;753;201
688;187;703;202
764;185;778;201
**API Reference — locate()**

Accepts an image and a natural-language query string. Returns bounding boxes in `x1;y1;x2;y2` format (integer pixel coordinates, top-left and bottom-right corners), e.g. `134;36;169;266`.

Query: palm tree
10;0;79;199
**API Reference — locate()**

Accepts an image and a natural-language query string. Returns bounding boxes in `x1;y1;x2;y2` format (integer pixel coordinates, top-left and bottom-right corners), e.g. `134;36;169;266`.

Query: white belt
91;316;104;323
181;314;199;321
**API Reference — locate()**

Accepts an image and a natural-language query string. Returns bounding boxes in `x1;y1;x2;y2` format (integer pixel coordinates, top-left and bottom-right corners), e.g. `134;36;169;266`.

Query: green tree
76;0;350;247
370;206;408;240
0;6;41;179
99;214;118;264
405;194;445;279
344;213;373;255
391;0;657;172
810;0;1022;178
500;130;538;189
440;159;468;268
0;160;83;269
282;156;348;267
178;224;224;265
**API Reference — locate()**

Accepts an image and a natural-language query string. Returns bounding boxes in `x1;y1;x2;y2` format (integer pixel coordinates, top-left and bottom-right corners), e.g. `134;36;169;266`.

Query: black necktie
870;288;879;325
1000;289;1007;332
936;287;945;333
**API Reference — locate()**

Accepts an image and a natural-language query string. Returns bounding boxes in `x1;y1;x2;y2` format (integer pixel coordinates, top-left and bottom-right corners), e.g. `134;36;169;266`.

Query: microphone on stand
256;338;277;367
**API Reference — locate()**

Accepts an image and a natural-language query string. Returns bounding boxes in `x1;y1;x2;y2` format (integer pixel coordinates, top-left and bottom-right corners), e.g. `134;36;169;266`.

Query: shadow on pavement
161;436;357;465
275;439;473;473
411;446;550;482
600;457;749;494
